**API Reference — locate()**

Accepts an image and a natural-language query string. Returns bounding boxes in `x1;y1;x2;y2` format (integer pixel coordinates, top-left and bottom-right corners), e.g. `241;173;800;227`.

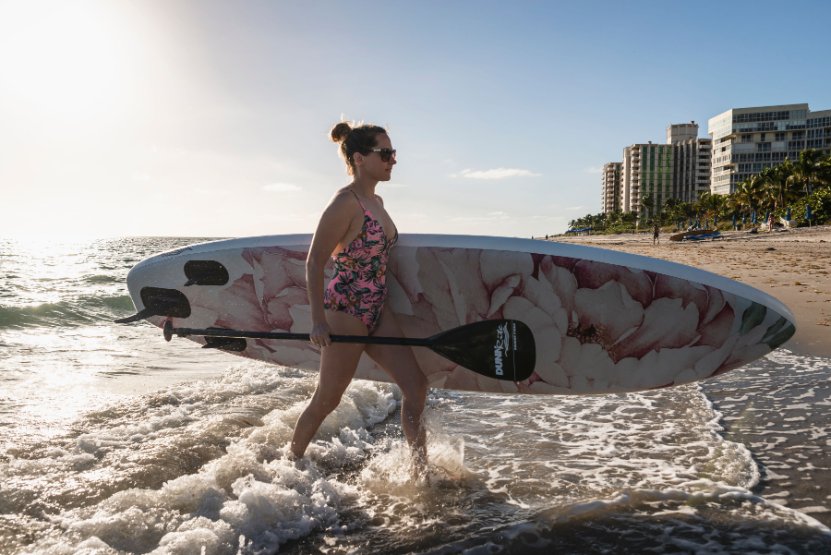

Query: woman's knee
401;379;428;409
309;390;344;417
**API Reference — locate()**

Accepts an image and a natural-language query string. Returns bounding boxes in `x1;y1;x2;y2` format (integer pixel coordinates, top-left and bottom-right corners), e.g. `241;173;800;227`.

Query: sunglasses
369;148;397;162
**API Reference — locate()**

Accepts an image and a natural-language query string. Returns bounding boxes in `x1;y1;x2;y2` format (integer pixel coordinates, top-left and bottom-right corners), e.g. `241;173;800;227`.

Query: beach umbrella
786;207;791;222
806;204;813;225
732;214;737;229
751;210;757;224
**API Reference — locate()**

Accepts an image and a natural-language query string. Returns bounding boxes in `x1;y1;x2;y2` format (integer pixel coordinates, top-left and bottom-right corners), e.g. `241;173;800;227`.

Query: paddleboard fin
114;308;154;324
115;287;191;323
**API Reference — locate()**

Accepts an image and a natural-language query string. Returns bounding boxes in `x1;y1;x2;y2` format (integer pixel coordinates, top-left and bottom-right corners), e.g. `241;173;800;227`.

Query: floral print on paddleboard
152;240;794;396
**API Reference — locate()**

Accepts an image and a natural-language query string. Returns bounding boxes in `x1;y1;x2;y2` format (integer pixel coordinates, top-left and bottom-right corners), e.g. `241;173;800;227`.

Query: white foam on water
433;482;831;555
5;345;831;553
702;349;831;521
6;362;401;554
367;381;831;554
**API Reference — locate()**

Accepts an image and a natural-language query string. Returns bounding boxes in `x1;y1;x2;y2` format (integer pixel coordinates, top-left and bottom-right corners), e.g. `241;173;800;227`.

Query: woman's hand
309;320;331;348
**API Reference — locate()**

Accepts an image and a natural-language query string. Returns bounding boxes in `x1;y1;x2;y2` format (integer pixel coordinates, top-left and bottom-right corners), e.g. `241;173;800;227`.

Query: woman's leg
365;311;429;465
290;311;367;458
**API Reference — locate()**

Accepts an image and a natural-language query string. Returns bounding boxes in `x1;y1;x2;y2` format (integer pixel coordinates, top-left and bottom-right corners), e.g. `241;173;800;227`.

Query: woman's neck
349;178;377;199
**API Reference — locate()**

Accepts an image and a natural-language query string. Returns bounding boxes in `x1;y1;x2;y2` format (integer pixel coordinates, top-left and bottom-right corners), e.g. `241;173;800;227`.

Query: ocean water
1;236;830;554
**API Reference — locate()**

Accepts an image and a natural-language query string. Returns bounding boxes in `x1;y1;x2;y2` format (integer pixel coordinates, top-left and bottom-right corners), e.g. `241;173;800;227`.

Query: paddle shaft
160;319;536;382
167;324;433;347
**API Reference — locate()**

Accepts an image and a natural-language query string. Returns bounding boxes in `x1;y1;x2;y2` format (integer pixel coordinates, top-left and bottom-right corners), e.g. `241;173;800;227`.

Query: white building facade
620;142;673;218
601;162;622;213
708;103;831;195
606;122;711;216
669;122;712;204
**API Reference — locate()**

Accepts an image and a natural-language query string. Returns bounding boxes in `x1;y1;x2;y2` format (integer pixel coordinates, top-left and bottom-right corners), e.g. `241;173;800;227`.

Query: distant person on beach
290;121;428;472
653;222;660;245
768;212;775;232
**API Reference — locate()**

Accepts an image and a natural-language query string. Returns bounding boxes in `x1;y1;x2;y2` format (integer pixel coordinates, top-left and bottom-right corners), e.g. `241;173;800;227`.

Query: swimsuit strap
349;188;367;211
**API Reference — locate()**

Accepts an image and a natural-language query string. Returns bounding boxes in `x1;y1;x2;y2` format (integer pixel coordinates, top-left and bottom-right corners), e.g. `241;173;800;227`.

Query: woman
290;121;428;468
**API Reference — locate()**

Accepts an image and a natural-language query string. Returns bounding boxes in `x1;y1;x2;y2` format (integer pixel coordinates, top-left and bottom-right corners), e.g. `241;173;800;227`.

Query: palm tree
818;154;831;189
759;161;795;213
720;152;831;228
696;192;725;228
744;173;767;216
789;149;828;197
663;197;685;228
639;195;656;225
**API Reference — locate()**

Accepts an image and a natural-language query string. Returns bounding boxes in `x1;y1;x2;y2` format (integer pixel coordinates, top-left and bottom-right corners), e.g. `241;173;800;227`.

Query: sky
1;0;830;239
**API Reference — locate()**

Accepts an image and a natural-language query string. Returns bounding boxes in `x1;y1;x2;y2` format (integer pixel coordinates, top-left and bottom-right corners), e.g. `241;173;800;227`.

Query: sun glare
0;1;139;124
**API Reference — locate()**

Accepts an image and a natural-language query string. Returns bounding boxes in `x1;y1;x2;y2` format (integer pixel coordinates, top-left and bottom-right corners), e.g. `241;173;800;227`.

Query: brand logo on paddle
493;322;513;376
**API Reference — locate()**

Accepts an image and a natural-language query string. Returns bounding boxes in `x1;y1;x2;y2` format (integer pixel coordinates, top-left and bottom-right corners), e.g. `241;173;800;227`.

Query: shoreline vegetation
568;150;831;235
548;224;831;359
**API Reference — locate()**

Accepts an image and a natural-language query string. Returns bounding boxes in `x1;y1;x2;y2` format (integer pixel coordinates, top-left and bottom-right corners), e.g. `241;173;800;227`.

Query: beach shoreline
549;225;831;358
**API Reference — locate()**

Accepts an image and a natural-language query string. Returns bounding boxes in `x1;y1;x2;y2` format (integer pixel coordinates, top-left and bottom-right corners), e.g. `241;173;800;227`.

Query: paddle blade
430;320;535;382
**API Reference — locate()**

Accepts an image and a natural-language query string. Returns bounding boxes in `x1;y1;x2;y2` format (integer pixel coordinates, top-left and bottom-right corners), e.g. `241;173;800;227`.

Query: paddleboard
670;229;721;242
121;234;795;395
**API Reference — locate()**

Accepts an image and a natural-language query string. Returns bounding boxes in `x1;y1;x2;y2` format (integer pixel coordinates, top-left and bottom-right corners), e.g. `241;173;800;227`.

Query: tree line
569;150;831;233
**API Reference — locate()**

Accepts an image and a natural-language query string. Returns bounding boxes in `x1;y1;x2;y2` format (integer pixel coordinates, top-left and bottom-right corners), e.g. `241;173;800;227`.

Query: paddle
163;319;536;382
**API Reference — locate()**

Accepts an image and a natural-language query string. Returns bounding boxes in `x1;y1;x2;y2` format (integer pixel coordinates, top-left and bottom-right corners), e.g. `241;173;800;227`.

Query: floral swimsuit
323;190;398;332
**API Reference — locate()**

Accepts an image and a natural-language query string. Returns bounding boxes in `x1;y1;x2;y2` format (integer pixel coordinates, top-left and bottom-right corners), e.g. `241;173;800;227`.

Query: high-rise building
620;142;673;218
605;123;711;216
668;122;712;204
667;123;698;144
808;108;831;154
708;103;831;195
601;162;622;213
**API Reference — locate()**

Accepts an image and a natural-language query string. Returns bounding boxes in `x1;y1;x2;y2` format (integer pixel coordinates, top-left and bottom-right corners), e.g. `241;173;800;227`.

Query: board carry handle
162;320;536;383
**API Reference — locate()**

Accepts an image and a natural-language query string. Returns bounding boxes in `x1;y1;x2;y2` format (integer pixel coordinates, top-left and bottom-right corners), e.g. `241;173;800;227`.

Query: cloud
454;168;541;180
262;182;301;193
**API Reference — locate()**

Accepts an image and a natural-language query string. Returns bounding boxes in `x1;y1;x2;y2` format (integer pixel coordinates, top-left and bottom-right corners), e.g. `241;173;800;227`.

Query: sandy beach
552;225;831;358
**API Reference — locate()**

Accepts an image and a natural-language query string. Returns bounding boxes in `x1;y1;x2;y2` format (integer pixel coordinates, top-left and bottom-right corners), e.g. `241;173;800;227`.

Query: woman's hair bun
330;122;352;143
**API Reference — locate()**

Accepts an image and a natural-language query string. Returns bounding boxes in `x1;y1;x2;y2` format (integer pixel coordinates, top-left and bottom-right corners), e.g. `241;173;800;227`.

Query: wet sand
551;225;831;357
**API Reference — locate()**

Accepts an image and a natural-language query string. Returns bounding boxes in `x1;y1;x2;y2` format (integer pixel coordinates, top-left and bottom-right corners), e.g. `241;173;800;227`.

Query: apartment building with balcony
601;162;622;213
808;108;831;154
669;122;712;204
708;103;831;195
620;142;673;217
605;122;711;217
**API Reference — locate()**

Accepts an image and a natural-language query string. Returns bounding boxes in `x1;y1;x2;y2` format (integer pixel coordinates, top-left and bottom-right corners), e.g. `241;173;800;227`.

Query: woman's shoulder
324;187;363;216
331;186;359;204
